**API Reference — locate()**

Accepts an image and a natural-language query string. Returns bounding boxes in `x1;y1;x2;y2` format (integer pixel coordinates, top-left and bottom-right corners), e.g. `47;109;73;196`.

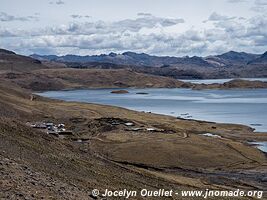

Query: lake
38;87;267;132
249;142;267;153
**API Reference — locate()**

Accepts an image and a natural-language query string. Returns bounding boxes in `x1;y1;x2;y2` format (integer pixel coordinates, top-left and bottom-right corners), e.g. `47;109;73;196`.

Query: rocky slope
0;79;267;199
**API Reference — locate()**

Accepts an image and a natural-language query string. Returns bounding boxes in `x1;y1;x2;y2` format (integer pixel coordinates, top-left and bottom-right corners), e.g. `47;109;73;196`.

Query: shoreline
2;68;267;92
37;87;267;134
35;91;267;155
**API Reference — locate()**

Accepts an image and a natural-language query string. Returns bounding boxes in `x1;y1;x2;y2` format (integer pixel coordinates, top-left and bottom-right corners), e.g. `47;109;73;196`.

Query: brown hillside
0;68;188;91
0;81;266;199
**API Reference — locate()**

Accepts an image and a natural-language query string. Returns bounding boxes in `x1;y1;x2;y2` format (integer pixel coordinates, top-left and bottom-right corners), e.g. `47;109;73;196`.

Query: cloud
70;14;91;19
227;0;247;3
0;28;18;37
137;13;153;17
0;12;39;22
251;0;267;12
112;15;184;31
251;6;267;12
0;14;266;56
45;14;184;35
49;0;65;5
0;13;186;55
70;15;82;19
207;12;235;21
255;0;267;5
56;0;65;4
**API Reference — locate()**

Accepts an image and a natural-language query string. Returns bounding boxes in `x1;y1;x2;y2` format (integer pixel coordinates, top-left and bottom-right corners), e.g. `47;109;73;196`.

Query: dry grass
0;79;266;199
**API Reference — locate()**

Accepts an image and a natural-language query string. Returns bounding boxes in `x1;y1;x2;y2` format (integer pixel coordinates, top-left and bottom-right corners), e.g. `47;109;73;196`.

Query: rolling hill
0;48;188;91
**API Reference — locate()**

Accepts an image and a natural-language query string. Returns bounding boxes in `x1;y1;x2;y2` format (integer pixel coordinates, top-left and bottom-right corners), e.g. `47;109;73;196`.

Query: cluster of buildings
26;122;72;136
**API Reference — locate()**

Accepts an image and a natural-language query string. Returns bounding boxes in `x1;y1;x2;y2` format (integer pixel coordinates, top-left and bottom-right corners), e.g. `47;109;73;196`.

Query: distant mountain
30;54;59;61
217;51;259;64
31;50;264;68
248;51;267;64
1;48;265;79
30;51;214;67
205;51;260;66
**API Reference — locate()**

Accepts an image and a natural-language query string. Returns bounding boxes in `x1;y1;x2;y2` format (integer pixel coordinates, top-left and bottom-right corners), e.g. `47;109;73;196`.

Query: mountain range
0;48;266;79
31;50;267;79
31;50;267;67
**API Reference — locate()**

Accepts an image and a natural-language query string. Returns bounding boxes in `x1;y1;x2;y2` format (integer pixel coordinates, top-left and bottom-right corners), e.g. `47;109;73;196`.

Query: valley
0;48;267;199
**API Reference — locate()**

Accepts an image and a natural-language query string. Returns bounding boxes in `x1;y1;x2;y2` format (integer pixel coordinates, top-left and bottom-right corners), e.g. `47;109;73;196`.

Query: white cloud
227;0;247;3
251;0;267;12
137;13;153;17
49;0;65;5
70;14;91;19
0;13;266;56
56;0;64;4
255;0;267;5
208;12;235;21
0;12;39;22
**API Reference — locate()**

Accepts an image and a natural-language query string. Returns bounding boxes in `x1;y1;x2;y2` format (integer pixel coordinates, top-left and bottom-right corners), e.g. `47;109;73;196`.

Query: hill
0;48;66;72
0;68;187;91
0;48;45;72
0;48;189;91
0;79;267;199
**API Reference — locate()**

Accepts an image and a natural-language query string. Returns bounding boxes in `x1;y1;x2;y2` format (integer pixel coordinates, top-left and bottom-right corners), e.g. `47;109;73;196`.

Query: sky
0;0;267;56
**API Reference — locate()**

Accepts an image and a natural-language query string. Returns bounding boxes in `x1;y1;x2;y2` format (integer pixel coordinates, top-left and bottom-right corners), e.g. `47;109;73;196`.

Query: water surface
249;142;267;153
38;88;267;132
